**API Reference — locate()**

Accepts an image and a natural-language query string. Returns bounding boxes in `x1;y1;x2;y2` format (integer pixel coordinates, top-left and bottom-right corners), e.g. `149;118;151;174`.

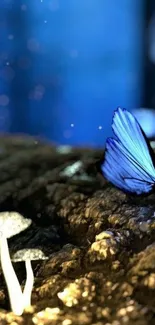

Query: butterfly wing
113;108;155;175
101;108;155;194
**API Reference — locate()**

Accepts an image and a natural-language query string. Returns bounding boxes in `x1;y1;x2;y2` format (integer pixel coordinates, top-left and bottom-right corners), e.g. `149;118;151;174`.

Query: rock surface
0;136;155;324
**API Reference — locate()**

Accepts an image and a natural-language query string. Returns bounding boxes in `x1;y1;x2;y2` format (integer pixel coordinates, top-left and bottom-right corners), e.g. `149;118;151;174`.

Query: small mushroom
11;248;48;308
0;212;32;315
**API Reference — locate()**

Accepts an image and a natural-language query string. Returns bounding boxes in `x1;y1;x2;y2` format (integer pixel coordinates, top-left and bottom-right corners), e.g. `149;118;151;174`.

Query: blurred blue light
132;108;155;138
0;0;144;147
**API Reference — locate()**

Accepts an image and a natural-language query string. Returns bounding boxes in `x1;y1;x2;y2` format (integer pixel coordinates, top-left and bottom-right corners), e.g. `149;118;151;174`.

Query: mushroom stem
23;259;34;308
0;236;24;315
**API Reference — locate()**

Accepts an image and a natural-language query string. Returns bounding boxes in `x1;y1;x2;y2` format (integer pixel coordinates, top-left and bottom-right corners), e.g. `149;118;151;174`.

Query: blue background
0;0;144;146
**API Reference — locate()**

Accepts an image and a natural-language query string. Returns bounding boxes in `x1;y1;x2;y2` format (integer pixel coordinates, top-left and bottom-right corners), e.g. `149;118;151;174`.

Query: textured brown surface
0;136;155;324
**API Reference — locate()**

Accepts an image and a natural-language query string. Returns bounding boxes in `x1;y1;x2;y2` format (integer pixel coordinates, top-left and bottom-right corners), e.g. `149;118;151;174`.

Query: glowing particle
70;123;74;127
98;125;102;130
44;20;47;23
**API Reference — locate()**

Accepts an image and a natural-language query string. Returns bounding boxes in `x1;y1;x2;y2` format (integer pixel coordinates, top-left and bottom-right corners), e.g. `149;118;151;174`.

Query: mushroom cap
0;212;32;239
11;248;48;262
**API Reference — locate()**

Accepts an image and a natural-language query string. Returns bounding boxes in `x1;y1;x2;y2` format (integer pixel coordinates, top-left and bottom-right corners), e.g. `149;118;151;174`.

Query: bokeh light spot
8;34;14;40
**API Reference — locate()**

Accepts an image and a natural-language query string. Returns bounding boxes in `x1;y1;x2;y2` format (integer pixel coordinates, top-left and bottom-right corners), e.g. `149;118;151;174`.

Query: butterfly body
101;108;155;195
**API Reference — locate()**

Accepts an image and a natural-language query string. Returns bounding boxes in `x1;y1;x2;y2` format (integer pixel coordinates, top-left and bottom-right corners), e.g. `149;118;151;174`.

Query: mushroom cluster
0;212;48;315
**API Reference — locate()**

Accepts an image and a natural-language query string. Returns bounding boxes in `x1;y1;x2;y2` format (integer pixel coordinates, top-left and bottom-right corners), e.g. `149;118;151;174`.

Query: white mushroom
11;248;48;308
0;212;32;315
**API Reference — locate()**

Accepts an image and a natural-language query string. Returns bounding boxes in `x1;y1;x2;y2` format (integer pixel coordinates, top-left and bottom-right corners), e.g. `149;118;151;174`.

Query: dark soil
0;135;155;325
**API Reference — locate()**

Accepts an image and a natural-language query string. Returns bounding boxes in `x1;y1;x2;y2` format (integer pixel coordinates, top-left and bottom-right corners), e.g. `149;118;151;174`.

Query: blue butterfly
101;107;155;195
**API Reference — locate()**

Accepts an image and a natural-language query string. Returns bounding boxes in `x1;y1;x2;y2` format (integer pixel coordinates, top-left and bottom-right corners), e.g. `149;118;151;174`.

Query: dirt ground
0;136;155;325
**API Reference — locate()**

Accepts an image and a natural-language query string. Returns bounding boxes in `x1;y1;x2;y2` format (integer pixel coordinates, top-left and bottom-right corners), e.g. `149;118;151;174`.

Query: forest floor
0;136;155;325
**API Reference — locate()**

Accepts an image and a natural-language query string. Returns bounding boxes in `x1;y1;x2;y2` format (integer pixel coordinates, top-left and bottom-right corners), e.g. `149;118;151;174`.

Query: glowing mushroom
11;248;48;309
0;212;32;315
